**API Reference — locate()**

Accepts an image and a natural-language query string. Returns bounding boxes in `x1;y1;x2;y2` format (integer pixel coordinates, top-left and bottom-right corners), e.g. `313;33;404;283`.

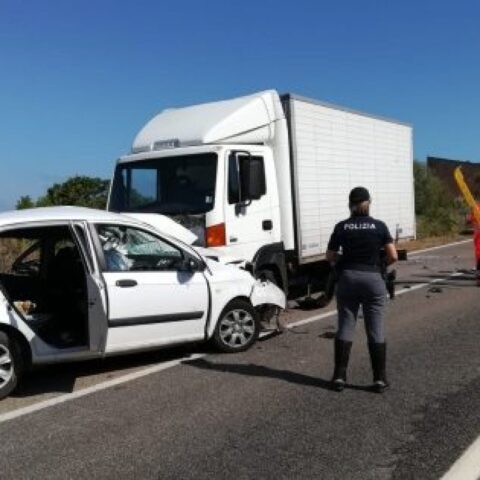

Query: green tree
15;195;35;210
16;176;110;210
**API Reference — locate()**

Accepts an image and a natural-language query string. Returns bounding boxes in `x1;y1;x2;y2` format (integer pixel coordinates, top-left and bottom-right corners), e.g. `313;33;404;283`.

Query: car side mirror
178;257;204;273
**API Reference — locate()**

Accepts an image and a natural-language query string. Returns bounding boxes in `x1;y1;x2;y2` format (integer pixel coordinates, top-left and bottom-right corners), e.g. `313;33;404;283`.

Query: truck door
224;149;278;261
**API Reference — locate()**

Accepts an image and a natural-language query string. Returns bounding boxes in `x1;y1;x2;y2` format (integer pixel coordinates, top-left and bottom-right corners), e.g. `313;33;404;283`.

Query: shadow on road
12;343;205;398
185;357;374;393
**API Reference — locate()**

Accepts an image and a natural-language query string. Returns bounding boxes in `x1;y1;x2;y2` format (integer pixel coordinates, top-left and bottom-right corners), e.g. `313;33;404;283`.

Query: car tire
0;332;24;400
212;299;260;353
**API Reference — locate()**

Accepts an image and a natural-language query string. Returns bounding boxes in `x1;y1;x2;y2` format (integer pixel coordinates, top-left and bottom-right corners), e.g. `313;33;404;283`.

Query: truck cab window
110;153;217;215
129;169;157;208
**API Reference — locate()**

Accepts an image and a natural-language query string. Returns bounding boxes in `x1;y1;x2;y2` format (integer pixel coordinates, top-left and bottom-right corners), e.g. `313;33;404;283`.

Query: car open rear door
71;222;109;353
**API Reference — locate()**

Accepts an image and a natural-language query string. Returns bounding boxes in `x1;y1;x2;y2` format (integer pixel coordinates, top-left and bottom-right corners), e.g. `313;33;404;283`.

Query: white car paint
0;206;285;368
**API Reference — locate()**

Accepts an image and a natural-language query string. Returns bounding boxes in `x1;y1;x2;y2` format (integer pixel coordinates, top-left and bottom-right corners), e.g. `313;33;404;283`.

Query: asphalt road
1;240;479;479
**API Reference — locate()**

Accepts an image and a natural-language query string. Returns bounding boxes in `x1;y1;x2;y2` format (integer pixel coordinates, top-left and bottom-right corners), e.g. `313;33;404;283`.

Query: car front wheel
0;332;23;400
212;299;259;353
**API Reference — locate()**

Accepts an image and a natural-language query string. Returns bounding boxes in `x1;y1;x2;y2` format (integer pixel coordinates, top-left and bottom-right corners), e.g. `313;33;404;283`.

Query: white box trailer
108;90;415;296
282;94;415;264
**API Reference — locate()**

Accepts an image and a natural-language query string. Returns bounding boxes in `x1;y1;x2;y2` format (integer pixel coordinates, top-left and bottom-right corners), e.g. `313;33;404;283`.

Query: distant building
427;156;480;199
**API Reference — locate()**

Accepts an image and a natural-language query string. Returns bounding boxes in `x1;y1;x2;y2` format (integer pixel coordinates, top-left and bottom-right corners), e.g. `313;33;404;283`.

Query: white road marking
408;238;471;256
287;309;337;328
0;353;205;423
394;272;464;297
0;238;472;424
440;435;480;480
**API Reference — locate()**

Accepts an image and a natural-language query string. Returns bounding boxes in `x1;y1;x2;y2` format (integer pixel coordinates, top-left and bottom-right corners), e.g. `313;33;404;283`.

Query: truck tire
212;299;260;353
0;331;24;400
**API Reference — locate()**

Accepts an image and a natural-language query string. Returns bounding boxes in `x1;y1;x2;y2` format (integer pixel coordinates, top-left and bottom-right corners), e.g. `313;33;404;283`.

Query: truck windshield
109;153;217;215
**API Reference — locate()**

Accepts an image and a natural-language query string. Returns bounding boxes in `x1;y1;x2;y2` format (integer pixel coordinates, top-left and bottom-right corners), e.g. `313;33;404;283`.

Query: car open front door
91;223;209;353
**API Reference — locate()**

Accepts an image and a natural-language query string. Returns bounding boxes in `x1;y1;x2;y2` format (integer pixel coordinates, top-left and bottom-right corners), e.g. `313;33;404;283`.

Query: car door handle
262;220;273;231
116;279;138;288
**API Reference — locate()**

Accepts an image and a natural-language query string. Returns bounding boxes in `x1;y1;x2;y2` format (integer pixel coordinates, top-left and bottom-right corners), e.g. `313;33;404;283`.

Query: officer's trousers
336;269;387;343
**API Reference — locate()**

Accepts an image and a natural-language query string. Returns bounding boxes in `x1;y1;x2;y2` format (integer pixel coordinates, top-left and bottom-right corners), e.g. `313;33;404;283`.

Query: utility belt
330;262;396;300
321;256;396;306
337;262;381;273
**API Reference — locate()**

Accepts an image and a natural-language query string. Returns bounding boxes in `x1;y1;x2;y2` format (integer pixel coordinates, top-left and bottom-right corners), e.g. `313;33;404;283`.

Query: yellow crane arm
453;166;480;225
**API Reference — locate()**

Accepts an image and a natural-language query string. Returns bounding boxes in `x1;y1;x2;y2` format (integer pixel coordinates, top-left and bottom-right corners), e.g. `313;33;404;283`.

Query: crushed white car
0;206;285;399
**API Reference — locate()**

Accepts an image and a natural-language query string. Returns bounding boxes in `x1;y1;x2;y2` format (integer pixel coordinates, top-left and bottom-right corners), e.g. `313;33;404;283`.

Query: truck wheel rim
0;345;13;387
219;309;255;348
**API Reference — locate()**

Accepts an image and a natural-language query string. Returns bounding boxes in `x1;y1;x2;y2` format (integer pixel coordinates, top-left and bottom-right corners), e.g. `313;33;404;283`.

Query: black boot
331;339;352;392
368;342;389;393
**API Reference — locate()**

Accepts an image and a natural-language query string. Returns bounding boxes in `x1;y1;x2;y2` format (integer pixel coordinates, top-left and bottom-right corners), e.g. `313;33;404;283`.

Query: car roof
0;206;140;229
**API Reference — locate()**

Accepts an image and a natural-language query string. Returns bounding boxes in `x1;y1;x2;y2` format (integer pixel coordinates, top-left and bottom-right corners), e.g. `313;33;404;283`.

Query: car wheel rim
0;345;13;387
219;309;255;348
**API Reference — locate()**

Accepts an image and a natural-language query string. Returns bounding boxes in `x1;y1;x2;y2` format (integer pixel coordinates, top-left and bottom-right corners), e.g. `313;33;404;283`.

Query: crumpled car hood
204;258;286;310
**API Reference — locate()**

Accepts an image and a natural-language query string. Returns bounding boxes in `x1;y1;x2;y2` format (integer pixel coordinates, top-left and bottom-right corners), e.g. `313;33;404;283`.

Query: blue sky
0;0;479;211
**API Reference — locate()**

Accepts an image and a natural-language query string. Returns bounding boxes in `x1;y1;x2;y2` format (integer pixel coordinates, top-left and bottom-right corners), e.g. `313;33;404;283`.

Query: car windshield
109;153;217;215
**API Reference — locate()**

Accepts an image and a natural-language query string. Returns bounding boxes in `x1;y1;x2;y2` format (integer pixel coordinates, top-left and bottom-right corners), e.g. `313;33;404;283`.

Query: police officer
326;187;398;393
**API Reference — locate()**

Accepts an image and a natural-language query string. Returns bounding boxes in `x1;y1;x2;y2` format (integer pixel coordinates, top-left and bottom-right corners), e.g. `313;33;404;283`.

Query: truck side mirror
235;152;266;204
238;154;252;203
245;159;266;200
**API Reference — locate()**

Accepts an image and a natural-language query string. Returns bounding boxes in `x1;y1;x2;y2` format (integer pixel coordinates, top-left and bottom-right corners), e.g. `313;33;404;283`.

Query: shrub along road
0;240;479;479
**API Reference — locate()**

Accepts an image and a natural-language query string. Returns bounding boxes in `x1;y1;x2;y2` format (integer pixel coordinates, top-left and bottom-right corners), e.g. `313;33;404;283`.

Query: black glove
385;269;397;299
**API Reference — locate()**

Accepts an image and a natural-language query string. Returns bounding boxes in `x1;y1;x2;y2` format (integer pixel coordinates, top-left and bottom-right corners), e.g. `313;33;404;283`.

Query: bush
414;161;464;237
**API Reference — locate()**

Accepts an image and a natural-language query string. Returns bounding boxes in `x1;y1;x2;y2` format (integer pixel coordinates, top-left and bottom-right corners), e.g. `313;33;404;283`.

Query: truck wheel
212;299;259;353
0;332;23;400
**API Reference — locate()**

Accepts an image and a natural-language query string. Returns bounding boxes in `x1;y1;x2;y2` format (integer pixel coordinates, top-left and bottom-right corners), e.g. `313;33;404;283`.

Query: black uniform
327;215;393;343
327;185;394;393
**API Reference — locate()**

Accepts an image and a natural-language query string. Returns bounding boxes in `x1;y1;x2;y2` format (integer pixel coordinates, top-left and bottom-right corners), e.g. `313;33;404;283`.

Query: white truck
107;90;415;297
